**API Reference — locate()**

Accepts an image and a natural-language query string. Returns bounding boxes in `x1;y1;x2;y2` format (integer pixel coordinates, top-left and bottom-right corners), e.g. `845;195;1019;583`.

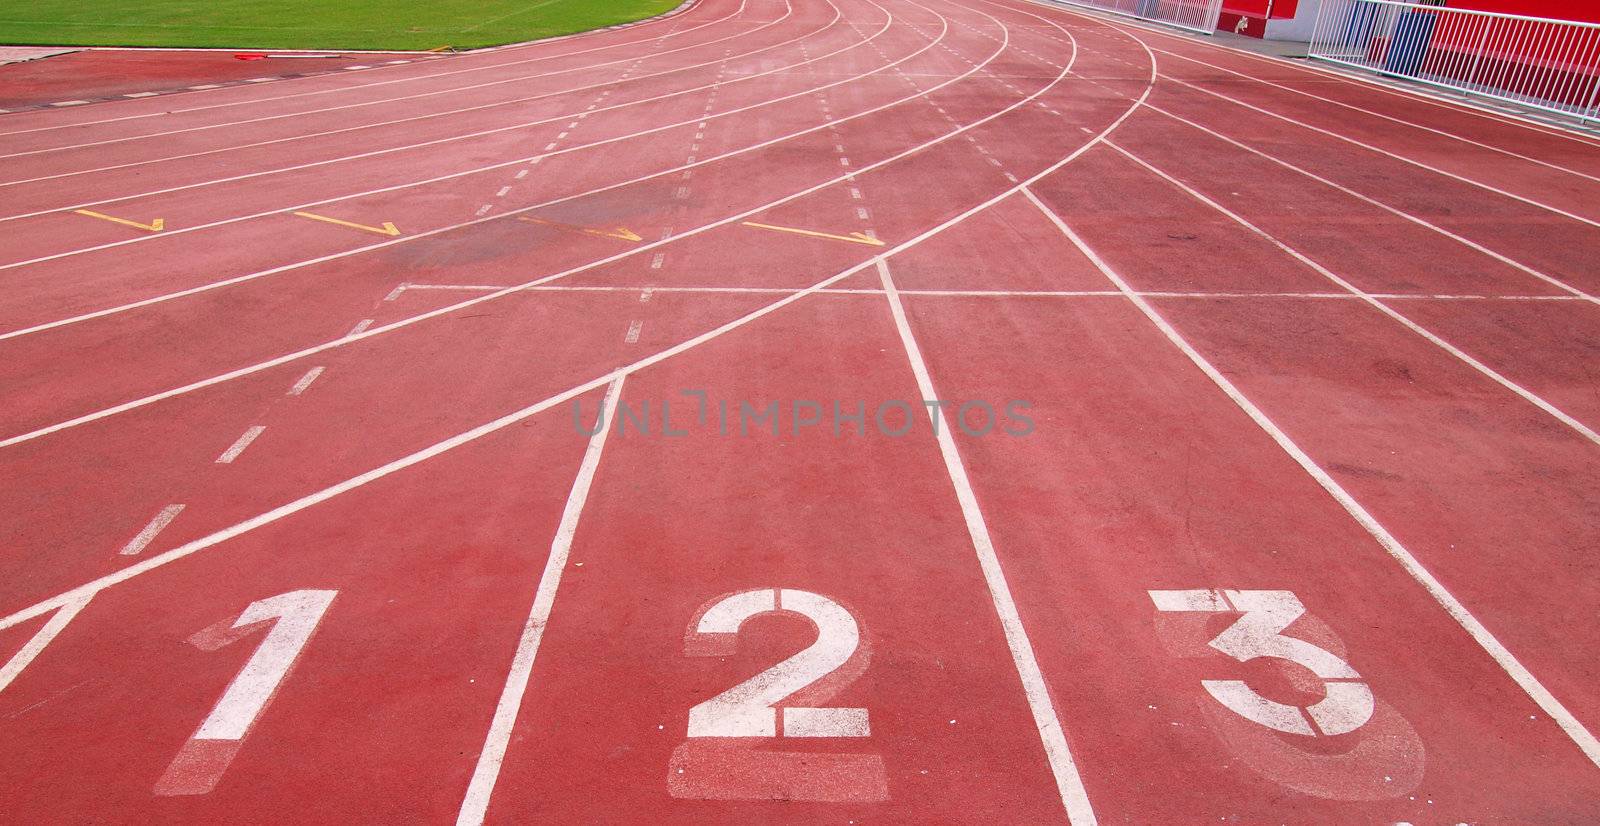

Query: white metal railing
1308;0;1600;122
1044;0;1224;35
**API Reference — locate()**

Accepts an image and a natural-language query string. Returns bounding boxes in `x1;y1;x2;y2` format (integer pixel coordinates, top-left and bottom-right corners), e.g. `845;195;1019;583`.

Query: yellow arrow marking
740;221;884;247
292;211;400;236
74;209;164;232
517;216;641;242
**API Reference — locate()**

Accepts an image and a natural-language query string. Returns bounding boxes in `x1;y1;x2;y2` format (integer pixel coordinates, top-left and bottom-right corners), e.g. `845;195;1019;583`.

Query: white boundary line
0;1;1000;451
0;0;1153;675
1103;139;1600;446
453;373;624;826
1155;73;1600;230
1145;46;1600;186
1134;101;1598;304
0;0;811;189
0;0;912;282
0;594;93;694
0;0;729;141
879;258;1098;823
1013;0;1600;148
392;282;1583;300
0;0;795;168
0;0;869;224
1021;183;1600;770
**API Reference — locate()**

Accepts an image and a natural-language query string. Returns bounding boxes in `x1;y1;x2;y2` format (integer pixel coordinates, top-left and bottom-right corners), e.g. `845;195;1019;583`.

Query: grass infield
0;0;686;51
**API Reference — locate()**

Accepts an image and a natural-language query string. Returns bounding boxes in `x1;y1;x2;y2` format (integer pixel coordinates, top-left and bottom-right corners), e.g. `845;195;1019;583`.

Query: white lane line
624;320;643;343
454;374;625;826
1158;73;1600;230
0;0;753;143
188;84;222;90
0;249;894;636
1105;140;1600;446
0;11;1133;657
0;1;1012;453
124;91;160;98
0;0;911;281
1148;47;1600;186
287;366;326;396
1022;184;1600;771
118;504;186;556
50;100;90;107
348;318;374;336
0;0;817;193
0;595;92;695
390;281;1587;300
1136;102;1597;303
1071;3;1600;150
879;259;1098;824
215;425;266;464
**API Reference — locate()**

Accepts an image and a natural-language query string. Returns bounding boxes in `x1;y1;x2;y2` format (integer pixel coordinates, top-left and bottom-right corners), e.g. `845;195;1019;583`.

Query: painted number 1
155;589;337;796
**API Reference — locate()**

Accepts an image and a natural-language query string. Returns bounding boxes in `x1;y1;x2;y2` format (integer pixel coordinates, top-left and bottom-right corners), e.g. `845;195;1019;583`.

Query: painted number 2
670;588;887;802
687;588;868;738
1148;589;1374;737
155;589;337;796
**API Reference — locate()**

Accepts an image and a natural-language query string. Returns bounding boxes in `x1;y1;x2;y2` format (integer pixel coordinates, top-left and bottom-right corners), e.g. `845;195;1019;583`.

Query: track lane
0;0;908;286
0;0;1011;438
467;292;1080;822
1037;5;1600;174
0;0;808;193
0;0;843;242
887;211;1600;819
0;0;1104;629
0;0;734;142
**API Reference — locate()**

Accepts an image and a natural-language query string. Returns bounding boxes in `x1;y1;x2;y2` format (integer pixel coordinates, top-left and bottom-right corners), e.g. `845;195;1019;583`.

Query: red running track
0;0;1598;821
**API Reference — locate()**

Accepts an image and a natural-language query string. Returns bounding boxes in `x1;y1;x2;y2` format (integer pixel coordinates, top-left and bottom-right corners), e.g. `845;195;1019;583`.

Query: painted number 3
1148;589;1374;737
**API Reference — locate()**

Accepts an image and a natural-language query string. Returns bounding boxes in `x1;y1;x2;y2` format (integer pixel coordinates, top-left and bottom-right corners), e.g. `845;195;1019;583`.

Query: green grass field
0;0;685;51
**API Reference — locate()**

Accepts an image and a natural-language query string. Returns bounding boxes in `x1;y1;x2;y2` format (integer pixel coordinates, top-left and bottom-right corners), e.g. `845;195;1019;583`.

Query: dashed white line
348;318;374;335
216;425;267;464
624;320;643;343
287;366;326;396
496;186;512;197
650;252;666;269
118;504;186;556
